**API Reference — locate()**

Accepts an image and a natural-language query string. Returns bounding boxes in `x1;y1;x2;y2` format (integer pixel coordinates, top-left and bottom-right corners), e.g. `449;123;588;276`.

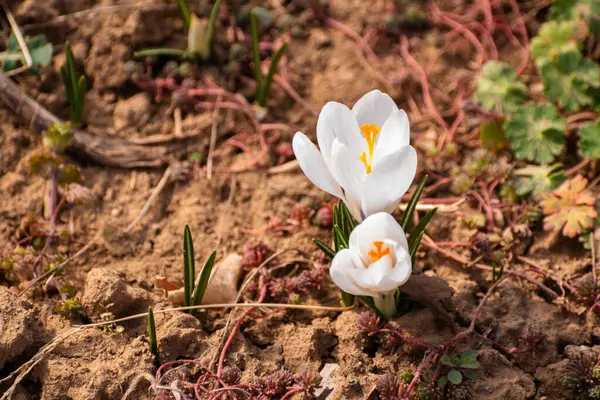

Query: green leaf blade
183;224;195;309
190;250;217;314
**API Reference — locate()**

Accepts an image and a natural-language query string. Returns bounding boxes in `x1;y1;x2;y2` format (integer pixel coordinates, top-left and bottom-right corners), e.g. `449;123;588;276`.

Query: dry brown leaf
202;253;243;305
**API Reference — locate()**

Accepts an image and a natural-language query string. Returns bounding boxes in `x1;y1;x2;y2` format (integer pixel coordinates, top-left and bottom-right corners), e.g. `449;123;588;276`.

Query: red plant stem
421;237;560;300
372;329;439;349
517;255;579;294
280;389;300;400
399;35;449;130
430;2;487;65
480;0;495;33
273;74;318;117
325;17;379;62
507;0;530;73
423;176;454;194
566;158;591;176
216;284;268;378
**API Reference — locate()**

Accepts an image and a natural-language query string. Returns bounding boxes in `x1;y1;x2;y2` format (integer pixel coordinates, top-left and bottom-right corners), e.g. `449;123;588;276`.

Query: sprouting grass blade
407;207;437;251
177;0;191;30
313;238;336;259
249;11;263;105
341;290;355;307
400;174;429;230
205;0;223;52
334;224;348;250
183;224;195;308
190;250;216;314
147;306;158;357
409;232;424;264
134;48;185;58
259;42;287;106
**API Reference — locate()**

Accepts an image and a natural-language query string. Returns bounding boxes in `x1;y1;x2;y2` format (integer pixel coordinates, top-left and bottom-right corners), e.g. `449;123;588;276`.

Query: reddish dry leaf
541;175;597;238
155;276;180;297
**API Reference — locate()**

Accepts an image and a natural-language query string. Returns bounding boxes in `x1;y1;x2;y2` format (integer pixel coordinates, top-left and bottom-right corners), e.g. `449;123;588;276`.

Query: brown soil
0;0;599;399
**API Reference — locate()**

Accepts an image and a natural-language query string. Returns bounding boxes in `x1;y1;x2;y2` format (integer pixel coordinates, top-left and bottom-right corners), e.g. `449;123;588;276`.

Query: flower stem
373;292;397;319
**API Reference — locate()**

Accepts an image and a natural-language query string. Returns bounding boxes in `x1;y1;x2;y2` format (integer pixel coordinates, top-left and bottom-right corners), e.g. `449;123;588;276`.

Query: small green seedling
183;224;217;315
513;164;565;197
530;20;580;68
147;306;158;357
135;0;222;61
438;350;480;388
474;61;528;114
503;102;566;164
541;51;600;112
60;42;87;127
0;33;52;73
250;9;288;108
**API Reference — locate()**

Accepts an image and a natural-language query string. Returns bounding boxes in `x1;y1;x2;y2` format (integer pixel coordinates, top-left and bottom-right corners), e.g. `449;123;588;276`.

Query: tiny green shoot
183;224;217;315
176;0;192;30
249;9;288;107
60;41;86;127
147;306;158;357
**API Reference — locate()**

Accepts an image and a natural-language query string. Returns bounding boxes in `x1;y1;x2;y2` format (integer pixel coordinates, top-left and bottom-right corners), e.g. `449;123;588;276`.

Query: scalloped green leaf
579;120;600;159
530;20;580;67
541;52;600;111
475;61;528;114
504;103;566;164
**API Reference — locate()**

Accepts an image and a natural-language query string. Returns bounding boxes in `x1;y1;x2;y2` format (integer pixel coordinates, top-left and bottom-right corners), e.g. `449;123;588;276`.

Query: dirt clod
0;286;38;371
81;268;150;318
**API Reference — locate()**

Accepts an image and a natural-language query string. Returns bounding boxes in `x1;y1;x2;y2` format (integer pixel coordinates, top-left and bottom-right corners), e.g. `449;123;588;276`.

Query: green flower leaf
475;61;528;114
514;164;565;197
579;120;600;159
440;354;454;366
530;20;580;67
1;33;53;73
447;369;463;385
460;349;479;361
541;52;600;112
504;103;566;164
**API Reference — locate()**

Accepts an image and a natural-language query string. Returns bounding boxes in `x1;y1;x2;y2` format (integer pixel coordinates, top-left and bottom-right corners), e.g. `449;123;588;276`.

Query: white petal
373;109;410;165
361;145;417;218
354;212;408;258
331;141;365;220
292;132;344;198
379;246;412;290
317;102;364;161
352;90;398;128
349;255;393;290
330;249;372;296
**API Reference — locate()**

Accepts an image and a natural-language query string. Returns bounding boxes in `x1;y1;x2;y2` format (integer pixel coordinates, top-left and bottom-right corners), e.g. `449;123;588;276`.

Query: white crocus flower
292;90;417;221
330;212;412;319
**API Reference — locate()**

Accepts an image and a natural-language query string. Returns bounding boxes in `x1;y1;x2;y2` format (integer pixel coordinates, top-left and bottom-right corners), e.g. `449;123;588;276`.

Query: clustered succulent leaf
503;103;566;164
475;61;528;114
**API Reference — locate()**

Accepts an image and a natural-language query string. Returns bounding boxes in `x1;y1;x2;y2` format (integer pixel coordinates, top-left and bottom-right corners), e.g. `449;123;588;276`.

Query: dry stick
1;0;33;76
206;95;223;180
124;166;173;232
592;231;598;286
0;71;201;168
0;327;85;399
